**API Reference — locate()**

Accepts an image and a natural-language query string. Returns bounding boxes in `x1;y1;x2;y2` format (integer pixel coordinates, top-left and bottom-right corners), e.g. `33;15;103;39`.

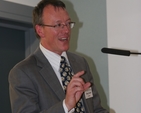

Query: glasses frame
39;22;75;29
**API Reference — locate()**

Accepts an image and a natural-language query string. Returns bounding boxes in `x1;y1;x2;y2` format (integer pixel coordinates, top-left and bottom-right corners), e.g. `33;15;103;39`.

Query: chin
62;47;69;52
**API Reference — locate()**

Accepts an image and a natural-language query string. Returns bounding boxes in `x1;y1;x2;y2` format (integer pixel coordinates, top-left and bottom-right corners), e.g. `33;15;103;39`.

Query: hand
65;71;91;111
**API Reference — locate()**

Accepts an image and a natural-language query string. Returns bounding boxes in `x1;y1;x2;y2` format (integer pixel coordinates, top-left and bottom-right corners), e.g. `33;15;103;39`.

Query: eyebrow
55;18;71;23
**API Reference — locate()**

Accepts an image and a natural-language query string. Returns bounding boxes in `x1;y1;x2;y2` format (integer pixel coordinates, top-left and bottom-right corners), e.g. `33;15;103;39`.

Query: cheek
52;31;61;42
46;31;59;43
44;29;55;37
48;29;58;37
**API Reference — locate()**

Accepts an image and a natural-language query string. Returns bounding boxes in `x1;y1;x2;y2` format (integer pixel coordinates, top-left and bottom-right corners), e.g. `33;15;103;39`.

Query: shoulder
10;54;37;72
11;47;47;70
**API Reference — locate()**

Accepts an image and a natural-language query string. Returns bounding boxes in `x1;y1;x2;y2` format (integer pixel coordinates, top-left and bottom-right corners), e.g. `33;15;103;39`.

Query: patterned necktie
60;56;85;113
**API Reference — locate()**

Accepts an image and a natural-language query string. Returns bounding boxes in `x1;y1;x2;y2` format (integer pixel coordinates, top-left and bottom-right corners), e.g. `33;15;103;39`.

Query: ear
35;25;45;38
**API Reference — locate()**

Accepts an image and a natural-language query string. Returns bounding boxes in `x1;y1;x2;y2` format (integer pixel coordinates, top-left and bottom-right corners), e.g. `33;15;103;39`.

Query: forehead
42;5;70;23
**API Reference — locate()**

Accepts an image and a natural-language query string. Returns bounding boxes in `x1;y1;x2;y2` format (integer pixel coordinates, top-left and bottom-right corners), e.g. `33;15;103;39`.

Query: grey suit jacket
9;47;109;113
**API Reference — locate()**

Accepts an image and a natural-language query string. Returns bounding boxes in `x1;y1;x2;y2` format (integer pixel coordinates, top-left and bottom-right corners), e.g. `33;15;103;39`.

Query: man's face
36;5;71;55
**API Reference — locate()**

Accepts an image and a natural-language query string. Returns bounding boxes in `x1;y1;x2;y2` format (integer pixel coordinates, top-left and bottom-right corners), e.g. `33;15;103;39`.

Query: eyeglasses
39;22;75;30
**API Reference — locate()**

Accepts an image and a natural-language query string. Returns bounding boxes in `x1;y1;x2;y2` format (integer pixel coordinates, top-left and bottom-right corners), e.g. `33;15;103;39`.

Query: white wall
107;0;141;113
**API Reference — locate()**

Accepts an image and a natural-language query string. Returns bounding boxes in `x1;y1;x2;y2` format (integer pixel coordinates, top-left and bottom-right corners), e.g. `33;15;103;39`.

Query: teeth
60;38;67;40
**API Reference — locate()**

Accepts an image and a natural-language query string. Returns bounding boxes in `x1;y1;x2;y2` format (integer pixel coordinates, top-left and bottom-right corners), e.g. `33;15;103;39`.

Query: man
9;0;109;113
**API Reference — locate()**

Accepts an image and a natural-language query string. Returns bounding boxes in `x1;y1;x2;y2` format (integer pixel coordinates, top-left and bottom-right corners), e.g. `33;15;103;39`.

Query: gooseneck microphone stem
130;52;141;55
101;47;141;56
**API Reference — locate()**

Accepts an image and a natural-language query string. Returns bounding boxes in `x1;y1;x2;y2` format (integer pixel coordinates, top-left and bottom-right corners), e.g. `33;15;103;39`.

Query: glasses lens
70;22;75;28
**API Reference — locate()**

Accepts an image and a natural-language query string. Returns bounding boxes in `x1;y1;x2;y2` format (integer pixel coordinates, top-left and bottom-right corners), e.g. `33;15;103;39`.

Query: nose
61;25;70;33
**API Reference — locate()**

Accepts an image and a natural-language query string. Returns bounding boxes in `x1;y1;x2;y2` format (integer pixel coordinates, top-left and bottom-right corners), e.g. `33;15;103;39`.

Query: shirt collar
39;44;68;71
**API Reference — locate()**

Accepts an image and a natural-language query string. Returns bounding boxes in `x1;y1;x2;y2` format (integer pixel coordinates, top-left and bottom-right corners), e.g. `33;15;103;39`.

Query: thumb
84;82;91;91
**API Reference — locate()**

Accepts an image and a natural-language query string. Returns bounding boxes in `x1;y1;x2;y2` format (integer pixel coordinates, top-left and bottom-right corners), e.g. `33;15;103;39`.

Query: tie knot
60;56;66;63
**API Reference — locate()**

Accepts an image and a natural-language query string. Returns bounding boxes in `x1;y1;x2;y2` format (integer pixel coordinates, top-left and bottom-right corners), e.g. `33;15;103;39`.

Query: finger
71;82;91;93
71;77;85;85
83;82;91;91
67;79;85;90
73;70;85;78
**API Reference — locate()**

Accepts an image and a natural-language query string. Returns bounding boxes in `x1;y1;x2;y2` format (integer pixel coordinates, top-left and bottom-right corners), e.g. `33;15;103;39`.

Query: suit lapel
34;48;65;100
40;66;65;100
67;53;80;74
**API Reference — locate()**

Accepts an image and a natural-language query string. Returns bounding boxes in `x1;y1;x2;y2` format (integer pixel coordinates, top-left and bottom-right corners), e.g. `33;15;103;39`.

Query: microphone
101;47;141;56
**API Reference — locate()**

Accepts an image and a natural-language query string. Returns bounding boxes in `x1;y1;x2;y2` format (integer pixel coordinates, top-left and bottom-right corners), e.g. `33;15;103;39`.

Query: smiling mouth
59;38;68;41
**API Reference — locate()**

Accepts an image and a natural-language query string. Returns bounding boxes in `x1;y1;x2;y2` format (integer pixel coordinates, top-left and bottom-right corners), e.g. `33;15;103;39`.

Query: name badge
84;87;93;99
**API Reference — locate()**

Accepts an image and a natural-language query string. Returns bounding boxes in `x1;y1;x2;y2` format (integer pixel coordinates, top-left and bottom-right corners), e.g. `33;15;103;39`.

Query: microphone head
101;48;130;56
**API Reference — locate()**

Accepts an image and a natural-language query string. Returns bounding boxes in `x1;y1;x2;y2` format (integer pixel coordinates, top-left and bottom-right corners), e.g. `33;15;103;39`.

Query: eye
66;22;71;26
56;23;62;27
